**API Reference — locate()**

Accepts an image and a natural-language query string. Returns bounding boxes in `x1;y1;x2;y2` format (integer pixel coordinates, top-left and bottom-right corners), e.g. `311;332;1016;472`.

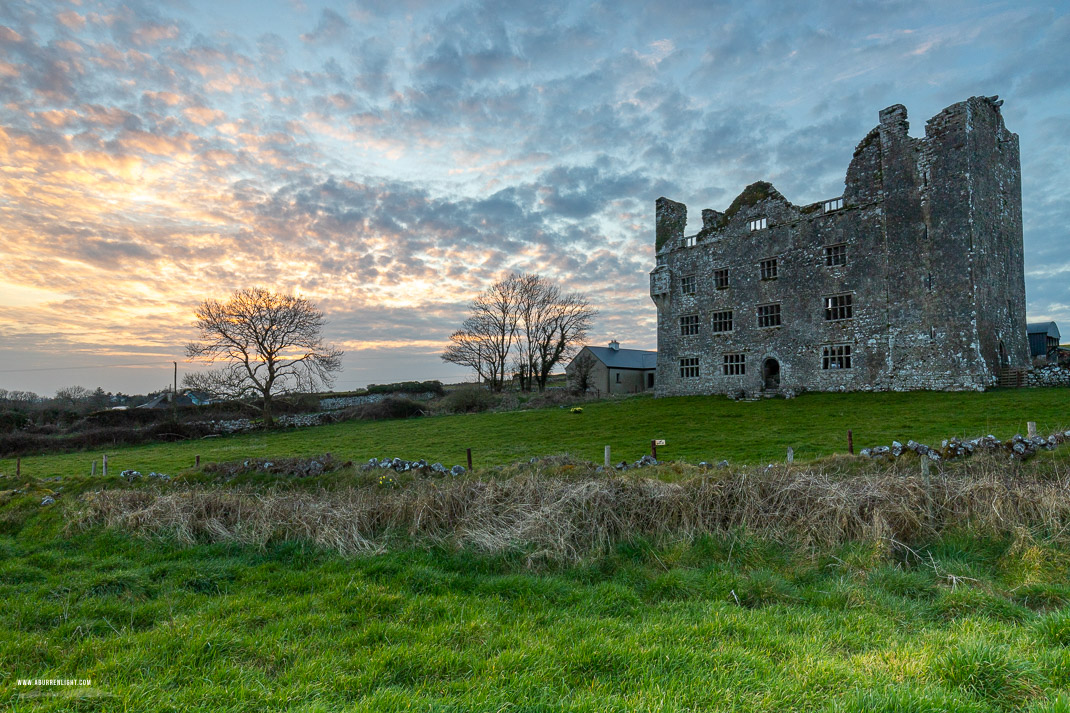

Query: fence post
466;448;473;471
651;440;657;460
847;430;854;455
91;461;96;477
787;447;794;464
1027;421;1037;438
103;454;107;477
16;458;20;477
196;455;200;468
604;446;610;468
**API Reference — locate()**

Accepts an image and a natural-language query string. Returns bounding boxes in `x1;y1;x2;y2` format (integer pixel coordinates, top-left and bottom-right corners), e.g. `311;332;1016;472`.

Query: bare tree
184;287;343;426
54;385;92;407
567;351;598;394
442;277;523;391
442;273;596;392
522;280;595;391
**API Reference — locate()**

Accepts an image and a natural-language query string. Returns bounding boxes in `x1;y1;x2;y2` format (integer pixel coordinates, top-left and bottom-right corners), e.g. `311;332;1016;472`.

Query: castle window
616;372;621;383
824;244;847;267
823;197;844;213
822;344;852;370
723;353;746;375
760;258;778;281
748;217;767;231
684;235;697;248
824;293;853;321
680;314;700;336
681;274;696;295
680;357;699;378
714;268;729;289
711;311;733;333
757;303;782;328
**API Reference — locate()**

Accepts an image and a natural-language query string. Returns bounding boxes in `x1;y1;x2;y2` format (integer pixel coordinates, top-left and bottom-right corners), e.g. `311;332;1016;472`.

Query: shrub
0;411;29;433
439;387;499;414
366;381;445;397
356;397;424;421
520;389;586;410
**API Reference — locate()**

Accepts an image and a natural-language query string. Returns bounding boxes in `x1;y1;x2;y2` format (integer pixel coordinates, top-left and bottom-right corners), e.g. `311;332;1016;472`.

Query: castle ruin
649;96;1029;397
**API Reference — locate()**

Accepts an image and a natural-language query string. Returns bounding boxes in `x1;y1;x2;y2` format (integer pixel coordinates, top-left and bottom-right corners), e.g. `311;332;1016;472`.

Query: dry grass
73;454;1070;561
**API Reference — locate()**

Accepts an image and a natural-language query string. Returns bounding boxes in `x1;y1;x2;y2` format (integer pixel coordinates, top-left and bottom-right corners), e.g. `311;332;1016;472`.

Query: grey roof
584;346;658;370
1027;321;1061;339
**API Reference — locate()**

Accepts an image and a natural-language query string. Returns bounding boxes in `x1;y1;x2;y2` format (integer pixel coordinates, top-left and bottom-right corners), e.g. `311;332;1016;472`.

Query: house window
714;268;729;289
824;244;847;267
680;314;700;336
760;258;778;280
757;303;781;328
711;311;733;333
681;274;696;295
822;344;852;370
748;217;767;231
683;235;697;248
680;357;699;378
823;197;844;212
723;353;746;375
824;293;853;321
615;372;621;383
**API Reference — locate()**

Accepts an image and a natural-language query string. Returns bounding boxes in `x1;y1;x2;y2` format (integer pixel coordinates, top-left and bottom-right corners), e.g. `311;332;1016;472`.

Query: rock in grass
450;465;466;476
41;495;55;506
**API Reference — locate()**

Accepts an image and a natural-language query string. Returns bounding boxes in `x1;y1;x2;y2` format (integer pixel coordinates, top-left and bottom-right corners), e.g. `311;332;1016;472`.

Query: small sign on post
651;439;665;459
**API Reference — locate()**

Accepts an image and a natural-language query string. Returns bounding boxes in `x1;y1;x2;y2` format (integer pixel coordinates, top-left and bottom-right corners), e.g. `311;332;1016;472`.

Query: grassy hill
2;388;1067;479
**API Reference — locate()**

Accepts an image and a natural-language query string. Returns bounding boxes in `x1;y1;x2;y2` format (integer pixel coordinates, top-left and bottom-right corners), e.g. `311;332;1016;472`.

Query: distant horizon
3;0;1069;395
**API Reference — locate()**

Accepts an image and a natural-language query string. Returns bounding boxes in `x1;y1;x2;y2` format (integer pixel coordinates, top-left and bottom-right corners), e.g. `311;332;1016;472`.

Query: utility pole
172;361;178;423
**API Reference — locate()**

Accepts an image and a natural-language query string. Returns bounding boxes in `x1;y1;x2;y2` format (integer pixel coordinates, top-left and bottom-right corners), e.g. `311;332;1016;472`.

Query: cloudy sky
1;0;1068;395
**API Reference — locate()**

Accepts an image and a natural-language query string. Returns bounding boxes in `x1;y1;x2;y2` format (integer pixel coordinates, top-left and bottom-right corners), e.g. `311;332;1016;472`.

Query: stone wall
1025;366;1070;388
319;391;438;411
650;96;1027;398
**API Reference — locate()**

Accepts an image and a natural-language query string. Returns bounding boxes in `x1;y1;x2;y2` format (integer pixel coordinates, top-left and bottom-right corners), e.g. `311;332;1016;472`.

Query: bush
366;381;445;397
439;387;499;414
521;389;587;410
356;397;424;421
0;411;29;433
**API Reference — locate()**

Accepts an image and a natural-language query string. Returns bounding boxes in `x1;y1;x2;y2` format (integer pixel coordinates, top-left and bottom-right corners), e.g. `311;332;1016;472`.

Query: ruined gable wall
961;97;1030;374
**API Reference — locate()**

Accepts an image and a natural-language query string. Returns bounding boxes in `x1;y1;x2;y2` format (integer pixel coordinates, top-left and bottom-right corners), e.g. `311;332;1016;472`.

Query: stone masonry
650;96;1029;397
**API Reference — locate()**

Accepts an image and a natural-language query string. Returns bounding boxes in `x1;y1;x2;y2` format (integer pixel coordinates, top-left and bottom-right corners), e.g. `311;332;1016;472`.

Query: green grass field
3;516;1070;711
3;389;1070;711
2;388;1068;478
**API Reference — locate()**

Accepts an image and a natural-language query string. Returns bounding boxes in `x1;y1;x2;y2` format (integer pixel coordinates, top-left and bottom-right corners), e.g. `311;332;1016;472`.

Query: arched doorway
998;341;1009;367
762;358;780;389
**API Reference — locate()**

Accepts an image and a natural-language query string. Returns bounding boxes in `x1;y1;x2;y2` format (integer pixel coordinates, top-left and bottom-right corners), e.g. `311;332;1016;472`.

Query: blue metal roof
584;346;657;370
1027;321;1061;340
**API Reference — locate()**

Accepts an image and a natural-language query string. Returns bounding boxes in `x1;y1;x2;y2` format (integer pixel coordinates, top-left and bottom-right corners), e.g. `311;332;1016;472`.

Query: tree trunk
262;392;274;427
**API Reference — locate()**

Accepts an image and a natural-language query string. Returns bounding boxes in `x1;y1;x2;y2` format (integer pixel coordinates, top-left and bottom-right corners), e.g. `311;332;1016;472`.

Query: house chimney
609;340;620;351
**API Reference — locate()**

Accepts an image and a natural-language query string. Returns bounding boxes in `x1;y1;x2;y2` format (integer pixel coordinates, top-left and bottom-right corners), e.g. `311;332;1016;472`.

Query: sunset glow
1;0;1068;394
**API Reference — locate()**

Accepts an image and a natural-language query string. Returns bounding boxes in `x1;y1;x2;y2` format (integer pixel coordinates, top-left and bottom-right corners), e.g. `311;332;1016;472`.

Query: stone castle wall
650;96;1028;398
